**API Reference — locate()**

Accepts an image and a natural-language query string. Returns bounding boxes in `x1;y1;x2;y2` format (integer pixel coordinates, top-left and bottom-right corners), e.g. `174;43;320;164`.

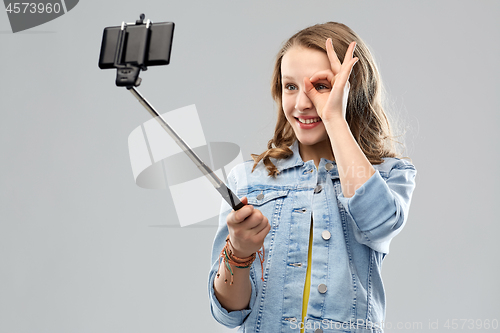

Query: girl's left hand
303;39;358;124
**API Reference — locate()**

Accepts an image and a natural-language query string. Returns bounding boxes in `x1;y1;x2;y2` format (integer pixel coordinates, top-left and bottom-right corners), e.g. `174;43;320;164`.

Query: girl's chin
293;129;328;146
295;135;330;147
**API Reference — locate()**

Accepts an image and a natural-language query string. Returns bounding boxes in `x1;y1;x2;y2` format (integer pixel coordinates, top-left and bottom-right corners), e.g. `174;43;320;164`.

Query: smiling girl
208;22;417;333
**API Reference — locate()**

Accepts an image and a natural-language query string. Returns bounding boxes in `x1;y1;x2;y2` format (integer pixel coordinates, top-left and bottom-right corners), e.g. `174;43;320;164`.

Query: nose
295;88;313;112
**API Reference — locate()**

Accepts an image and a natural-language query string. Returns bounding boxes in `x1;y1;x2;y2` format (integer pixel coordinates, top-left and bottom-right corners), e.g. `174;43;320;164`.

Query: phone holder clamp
114;14;152;88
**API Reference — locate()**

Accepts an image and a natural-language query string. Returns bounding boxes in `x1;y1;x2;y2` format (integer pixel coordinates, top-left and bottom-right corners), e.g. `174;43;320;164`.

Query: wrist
218;236;266;284
323;114;347;127
231;249;254;259
227;237;255;258
324;116;349;135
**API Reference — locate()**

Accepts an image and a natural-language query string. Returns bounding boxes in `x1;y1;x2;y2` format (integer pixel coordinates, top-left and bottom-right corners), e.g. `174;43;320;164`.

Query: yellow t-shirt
300;217;314;333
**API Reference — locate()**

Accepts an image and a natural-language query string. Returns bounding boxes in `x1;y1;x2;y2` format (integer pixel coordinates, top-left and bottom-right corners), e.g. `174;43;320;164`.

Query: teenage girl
208;22;417;333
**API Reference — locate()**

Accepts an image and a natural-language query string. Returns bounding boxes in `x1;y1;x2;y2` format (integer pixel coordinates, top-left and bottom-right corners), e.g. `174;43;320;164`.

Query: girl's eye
284;84;297;91
315;84;329;91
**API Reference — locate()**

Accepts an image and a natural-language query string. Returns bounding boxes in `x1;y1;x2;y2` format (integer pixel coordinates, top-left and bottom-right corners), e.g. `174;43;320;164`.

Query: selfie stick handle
126;86;245;211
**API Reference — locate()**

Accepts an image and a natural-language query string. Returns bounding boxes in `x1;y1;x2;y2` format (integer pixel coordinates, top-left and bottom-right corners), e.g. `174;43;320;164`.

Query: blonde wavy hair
251;22;406;177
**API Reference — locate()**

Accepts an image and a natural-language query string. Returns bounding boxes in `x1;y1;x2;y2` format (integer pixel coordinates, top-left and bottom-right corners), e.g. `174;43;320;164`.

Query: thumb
303;77;318;100
240;196;248;206
303;77;323;111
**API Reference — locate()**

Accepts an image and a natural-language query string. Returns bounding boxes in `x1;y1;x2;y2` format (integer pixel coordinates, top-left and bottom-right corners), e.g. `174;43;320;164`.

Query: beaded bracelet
217;236;265;285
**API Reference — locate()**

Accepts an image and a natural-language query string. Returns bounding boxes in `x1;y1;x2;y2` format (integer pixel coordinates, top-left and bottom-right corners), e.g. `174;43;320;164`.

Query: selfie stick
127;86;244;211
113;15;244;211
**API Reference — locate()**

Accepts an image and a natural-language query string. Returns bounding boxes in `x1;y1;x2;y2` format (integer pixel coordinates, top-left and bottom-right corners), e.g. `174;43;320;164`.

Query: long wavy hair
251;22;406;177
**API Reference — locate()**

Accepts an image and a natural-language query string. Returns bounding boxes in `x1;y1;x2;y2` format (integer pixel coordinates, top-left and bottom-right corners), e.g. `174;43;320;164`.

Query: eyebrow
283;75;330;83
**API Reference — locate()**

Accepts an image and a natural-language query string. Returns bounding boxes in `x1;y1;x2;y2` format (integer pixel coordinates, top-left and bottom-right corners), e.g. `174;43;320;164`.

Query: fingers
228;202;267;232
326;39;358;75
305;70;334;97
309;69;335;86
343;41;357;63
303;76;316;96
232;204;254;223
255;218;271;236
227;206;270;257
326;38;341;74
309;40;358;93
342;42;359;76
248;209;267;232
327;41;357;90
332;56;358;91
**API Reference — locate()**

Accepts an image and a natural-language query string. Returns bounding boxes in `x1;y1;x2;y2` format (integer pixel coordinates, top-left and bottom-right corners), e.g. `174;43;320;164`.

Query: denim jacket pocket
244;188;289;228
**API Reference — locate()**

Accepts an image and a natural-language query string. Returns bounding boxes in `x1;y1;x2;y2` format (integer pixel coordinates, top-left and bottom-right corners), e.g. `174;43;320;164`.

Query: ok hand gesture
303;39;358;124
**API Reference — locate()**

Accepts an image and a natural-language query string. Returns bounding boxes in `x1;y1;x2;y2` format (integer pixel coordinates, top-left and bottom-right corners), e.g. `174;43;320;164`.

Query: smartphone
98;22;175;69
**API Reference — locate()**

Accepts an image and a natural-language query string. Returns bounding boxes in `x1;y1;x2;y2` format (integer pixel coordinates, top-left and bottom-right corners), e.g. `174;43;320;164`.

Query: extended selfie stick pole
113;15;244;211
126;86;245;211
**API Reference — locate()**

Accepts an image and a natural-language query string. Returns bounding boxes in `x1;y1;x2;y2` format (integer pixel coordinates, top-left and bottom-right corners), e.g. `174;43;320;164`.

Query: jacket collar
272;140;340;174
273;140;305;172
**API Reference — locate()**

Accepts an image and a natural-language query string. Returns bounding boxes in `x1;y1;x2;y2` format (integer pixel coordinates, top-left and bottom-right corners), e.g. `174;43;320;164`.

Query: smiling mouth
296;117;321;124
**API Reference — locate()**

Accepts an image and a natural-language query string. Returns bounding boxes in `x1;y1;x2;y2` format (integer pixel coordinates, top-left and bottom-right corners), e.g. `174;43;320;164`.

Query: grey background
1;0;499;332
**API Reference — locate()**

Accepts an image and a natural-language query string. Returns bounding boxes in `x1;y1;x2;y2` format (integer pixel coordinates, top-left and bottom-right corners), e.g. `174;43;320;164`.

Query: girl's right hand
226;197;270;258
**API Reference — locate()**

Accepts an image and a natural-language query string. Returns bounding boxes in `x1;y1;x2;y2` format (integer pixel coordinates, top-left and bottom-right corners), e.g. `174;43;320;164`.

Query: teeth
298;118;320;124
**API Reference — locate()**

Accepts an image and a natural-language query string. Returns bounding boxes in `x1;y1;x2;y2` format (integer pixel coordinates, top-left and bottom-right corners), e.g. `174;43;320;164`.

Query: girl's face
281;46;332;148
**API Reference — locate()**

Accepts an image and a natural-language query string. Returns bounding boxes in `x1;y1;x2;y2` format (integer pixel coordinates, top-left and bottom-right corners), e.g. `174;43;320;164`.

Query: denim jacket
208;141;417;333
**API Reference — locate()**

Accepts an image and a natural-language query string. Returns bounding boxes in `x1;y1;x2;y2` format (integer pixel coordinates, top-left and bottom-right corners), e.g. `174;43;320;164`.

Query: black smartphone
98;22;174;69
